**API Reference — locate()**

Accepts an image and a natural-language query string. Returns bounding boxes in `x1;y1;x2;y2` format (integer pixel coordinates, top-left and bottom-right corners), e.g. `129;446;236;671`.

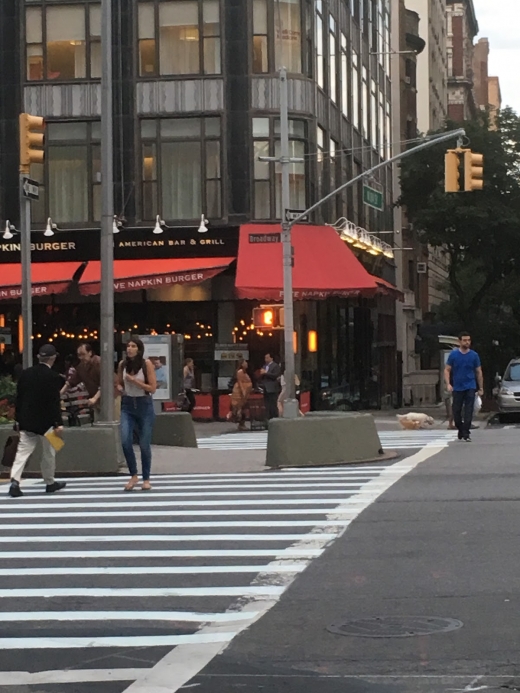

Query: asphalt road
187;426;520;693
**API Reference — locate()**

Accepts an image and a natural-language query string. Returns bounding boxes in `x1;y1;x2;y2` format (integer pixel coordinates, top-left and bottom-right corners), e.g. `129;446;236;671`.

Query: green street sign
363;184;384;211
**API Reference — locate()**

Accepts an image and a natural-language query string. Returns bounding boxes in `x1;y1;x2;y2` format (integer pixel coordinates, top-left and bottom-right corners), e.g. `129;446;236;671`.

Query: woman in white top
117;338;157;491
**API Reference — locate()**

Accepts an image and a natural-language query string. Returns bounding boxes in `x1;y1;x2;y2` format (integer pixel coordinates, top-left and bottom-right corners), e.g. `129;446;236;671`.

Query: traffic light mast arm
286;128;467;228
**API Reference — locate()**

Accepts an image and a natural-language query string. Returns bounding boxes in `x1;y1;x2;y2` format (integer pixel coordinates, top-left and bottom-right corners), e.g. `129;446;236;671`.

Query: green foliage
399;109;520;325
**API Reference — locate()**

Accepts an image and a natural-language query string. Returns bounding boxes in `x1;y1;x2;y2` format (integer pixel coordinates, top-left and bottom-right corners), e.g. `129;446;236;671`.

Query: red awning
78;258;234;296
236;224;387;300
0;262;81;301
373;276;404;300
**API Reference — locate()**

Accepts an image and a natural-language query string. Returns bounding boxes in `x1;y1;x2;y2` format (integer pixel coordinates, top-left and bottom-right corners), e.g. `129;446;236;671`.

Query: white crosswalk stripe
0;458;425;688
197;430;458;451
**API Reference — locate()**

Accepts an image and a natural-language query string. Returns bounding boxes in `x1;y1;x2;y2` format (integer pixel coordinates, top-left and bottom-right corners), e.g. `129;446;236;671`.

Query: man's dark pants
264;392;279;420
452;389;476;439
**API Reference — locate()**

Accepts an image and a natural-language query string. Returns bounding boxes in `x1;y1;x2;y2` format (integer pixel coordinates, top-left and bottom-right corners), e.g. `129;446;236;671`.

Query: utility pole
279;68;299;420
99;0;115;422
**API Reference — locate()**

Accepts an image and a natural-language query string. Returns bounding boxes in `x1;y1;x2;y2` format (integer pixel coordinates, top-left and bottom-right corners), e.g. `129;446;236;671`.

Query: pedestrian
278;368;301;417
260;352;281;420
229;359;253;431
8;344;66;498
444;331;483;442
61;343;101;421
183;358;196;413
117;338;157;492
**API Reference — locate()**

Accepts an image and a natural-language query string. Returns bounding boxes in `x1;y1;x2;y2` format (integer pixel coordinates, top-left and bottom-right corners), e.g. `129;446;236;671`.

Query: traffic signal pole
19;175;32;369
99;0;115;423
279;68;299;420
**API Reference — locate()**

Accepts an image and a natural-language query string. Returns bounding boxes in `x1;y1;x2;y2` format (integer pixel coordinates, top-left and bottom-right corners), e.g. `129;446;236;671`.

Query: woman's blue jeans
120;395;155;480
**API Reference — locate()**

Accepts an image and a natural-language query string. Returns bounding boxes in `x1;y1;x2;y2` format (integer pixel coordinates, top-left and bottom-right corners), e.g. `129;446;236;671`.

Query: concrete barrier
0;424;122;475
265;412;383;468
152;413;197;448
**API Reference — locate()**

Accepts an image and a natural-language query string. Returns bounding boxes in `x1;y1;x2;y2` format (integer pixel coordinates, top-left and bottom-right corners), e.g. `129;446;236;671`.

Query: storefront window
30;121;100;224
26;3;101;81
140;117;222;221
252;117;307;220
138;0;221;76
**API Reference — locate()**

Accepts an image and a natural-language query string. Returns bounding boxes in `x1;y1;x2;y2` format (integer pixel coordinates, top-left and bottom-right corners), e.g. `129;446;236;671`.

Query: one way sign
22;177;40;200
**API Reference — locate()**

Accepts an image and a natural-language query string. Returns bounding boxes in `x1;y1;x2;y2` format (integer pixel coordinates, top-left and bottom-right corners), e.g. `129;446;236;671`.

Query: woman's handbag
1;425;20;469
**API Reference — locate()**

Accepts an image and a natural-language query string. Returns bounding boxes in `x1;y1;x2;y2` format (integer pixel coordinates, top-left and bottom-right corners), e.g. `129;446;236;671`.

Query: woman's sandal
124;476;139;492
142;481;152;491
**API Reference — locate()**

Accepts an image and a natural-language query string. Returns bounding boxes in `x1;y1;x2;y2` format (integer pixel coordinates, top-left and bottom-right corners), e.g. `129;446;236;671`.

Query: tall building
446;0;479;122
406;0;448;133
473;38;502;127
0;0;401;410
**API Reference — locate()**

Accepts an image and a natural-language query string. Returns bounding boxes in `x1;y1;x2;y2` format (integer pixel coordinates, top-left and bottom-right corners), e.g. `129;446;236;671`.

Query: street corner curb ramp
265;412;383;468
151;412;198;448
0;424;122;474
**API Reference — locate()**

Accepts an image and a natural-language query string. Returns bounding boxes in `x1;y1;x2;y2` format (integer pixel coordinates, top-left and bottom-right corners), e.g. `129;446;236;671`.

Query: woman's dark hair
238;359;248;371
124;337;146;375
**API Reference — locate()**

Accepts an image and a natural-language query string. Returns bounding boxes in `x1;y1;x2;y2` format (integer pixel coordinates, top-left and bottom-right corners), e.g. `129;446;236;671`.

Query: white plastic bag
474;394;482;414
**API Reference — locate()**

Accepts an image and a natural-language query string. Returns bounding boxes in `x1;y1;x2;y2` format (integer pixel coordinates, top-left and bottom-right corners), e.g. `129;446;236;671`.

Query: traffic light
464;150;484;192
252;305;285;330
445;149;462;193
19;113;45;174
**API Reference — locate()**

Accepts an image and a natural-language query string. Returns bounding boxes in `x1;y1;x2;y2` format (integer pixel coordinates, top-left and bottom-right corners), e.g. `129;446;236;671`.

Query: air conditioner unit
417;262;427;274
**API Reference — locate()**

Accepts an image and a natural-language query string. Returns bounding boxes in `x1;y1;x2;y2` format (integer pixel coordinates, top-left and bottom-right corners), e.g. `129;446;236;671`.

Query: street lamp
2;221;15;240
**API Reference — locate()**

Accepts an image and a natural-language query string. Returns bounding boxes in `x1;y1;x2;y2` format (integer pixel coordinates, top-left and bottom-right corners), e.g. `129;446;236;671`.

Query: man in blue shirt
444;332;483;442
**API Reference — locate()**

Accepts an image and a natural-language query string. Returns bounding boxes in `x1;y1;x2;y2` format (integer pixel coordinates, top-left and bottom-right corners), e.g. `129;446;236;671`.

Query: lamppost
99;0;115;423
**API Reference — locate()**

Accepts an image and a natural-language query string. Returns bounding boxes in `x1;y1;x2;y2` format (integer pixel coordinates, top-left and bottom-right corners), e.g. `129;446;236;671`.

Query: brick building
446;0;479;122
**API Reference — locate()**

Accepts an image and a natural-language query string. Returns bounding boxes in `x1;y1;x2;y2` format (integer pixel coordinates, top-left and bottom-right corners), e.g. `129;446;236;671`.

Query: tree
399;109;520;330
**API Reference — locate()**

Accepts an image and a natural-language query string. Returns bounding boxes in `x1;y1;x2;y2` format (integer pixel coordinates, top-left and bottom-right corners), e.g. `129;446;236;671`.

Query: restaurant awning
78;258;235;296
0;262;83;301
235;224;398;300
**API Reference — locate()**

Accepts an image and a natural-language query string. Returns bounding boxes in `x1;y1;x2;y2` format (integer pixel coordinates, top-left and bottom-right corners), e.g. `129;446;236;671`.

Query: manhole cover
327;616;463;638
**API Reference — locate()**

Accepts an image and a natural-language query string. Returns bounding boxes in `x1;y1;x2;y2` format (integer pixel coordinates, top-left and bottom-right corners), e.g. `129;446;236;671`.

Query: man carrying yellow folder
8;344;66;499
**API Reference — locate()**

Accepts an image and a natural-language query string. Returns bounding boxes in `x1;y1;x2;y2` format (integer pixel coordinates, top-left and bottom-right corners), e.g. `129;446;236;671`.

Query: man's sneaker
46;481;67;494
463;435;472;443
8;483;23;498
458;431;463;440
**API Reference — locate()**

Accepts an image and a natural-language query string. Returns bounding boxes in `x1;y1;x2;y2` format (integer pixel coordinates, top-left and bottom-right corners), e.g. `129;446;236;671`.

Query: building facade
446;0;478;122
473;38;502;127
0;0;401;410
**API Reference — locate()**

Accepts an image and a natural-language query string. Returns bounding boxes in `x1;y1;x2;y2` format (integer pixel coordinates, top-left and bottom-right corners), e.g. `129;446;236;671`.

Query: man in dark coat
8;344;66;498
260;353;282;420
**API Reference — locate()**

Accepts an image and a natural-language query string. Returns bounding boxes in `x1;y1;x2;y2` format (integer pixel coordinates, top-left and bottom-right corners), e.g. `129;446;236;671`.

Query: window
371;78;377;146
352;51;360;130
253;0;268;73
141;117;222;220
316;1;324;88
252;117;307;220
329;16;337;103
379;90;385;157
138;0;221;76
362;66;368;139
317;125;325;203
26;3;101;81
275;0;302;73
31;121;100;224
341;33;348;118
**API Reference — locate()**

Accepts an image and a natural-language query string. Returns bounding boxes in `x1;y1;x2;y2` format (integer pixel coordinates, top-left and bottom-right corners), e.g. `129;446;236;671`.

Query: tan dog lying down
397;413;435;430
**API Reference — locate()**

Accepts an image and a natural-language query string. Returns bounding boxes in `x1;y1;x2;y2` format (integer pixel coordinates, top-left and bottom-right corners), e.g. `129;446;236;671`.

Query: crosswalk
0;463;411;688
197;430;459;451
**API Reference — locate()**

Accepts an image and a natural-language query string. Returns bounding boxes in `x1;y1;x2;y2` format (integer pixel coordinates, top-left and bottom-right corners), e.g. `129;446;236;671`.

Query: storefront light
293;331;298;354
308;330;318;353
